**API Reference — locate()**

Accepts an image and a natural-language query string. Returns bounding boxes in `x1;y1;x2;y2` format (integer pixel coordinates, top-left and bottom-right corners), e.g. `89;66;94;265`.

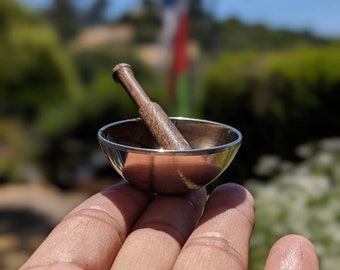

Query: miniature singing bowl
98;117;242;194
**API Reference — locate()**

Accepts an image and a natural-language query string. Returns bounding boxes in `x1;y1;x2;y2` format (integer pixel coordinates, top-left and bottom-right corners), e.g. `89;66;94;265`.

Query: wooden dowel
112;63;191;150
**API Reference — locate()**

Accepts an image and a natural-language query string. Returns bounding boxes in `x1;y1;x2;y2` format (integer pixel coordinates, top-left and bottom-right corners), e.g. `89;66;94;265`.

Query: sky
18;0;340;38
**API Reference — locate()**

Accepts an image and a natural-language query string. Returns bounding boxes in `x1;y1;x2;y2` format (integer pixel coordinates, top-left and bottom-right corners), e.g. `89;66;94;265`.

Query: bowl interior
99;117;241;152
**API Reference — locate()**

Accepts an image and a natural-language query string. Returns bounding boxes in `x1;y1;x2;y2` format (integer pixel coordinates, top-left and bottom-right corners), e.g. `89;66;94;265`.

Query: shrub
247;137;340;270
200;45;340;179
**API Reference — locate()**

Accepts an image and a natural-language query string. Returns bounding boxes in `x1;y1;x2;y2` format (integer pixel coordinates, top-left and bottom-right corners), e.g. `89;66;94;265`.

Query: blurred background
0;0;339;269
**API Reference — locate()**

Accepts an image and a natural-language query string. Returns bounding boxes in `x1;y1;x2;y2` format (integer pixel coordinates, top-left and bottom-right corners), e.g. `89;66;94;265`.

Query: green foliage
247;138;340;269
200;45;340;179
119;1;160;44
202;45;340;119
0;0;86;183
83;0;109;26
42;46;165;187
0;0;166;185
0;119;40;183
219;18;327;52
72;48;166;124
46;0;80;42
0;0;83;137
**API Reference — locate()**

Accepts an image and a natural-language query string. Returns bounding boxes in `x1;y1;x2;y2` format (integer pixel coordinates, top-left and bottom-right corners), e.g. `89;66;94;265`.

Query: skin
20;182;319;270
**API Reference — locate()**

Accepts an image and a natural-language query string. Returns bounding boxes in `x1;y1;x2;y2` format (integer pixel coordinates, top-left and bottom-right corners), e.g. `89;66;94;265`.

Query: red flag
161;0;190;115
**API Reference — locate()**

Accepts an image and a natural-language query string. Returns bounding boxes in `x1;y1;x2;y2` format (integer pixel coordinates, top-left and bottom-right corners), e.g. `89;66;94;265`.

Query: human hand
20;182;319;270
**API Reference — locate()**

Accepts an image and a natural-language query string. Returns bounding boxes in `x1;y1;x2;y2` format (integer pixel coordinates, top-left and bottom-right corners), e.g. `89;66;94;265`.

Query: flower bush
247;137;340;270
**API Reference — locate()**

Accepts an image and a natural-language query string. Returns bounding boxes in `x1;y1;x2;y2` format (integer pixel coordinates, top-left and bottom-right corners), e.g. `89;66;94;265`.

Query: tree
47;0;79;42
84;0;109;25
0;0;85;183
1;0;83;135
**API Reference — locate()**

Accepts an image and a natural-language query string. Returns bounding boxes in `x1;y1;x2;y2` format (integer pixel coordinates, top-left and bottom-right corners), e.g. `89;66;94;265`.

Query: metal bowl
98;117;242;194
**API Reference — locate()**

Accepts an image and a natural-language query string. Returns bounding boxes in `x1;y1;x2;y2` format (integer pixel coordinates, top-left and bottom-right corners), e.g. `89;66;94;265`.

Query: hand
20;182;319;270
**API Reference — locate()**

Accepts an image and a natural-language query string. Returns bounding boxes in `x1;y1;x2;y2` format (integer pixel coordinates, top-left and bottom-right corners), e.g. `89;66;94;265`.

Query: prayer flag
161;0;191;116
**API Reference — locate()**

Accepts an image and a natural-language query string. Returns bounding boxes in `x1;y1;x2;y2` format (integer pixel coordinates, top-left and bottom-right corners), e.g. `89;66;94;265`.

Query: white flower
313;152;334;167
254;155;281;176
320;137;340;152
248;137;340;270
296;143;313;158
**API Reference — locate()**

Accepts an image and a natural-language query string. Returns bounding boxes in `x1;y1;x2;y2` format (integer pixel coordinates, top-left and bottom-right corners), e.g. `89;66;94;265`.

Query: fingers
265;234;319;270
20;182;154;270
111;188;207;270
173;183;255;270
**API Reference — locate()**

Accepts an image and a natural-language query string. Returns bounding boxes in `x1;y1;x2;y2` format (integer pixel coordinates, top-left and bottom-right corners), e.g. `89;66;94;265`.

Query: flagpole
174;0;191;116
160;0;191;116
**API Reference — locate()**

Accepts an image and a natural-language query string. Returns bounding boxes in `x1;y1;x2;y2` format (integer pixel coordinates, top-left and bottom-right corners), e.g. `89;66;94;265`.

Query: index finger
20;182;154;270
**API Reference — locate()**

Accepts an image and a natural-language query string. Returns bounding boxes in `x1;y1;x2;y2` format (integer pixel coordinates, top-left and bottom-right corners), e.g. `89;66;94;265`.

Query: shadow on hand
100;181;249;247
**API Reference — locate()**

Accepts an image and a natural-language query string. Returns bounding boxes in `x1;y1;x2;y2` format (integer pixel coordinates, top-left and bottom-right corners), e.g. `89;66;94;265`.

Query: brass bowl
98;117;242;194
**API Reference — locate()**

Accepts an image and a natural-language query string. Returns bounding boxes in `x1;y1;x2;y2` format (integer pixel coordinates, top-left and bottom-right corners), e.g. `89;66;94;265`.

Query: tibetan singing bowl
98;117;242;194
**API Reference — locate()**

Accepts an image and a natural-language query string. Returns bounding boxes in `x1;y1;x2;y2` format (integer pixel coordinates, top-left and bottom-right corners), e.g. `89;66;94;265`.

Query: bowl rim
97;117;242;155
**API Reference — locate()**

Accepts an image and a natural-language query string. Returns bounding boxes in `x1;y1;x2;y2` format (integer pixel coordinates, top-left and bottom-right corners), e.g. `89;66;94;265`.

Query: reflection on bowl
98;117;242;194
